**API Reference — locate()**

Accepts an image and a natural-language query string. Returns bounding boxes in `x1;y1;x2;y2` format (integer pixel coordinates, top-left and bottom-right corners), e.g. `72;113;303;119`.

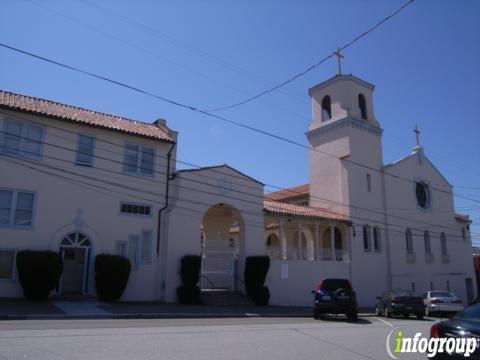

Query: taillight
452;299;463;304
390;297;399;303
315;280;325;291
430;323;440;338
431;299;444;304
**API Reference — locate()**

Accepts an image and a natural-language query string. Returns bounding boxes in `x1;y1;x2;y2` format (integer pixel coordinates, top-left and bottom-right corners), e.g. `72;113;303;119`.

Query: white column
279;219;287;260
314;223;320;260
297;222;303;260
330;224;335;261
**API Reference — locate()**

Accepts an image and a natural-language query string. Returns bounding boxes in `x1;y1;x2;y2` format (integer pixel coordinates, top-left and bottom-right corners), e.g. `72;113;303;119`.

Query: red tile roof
265;184;310;201
263;200;349;222
455;213;471;223
0;90;174;143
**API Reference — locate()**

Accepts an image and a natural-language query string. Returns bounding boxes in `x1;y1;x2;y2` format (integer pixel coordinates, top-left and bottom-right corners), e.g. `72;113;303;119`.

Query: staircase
200;289;253;306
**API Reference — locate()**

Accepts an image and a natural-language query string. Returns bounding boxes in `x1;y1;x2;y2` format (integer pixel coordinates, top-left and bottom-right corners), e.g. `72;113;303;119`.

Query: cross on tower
414;125;421;147
333;48;344;75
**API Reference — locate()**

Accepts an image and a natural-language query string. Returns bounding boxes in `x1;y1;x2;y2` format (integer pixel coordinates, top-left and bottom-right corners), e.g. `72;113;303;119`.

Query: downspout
157;142;176;255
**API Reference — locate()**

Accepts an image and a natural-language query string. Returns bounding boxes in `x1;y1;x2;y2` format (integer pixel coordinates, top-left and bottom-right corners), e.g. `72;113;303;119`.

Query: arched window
405;228;413;254
363;225;371;251
373;226;381;252
424;230;431;254
441;232;447;255
321;95;332;121
61;232;91;247
358;94;367;120
266;234;280;259
334;227;343;261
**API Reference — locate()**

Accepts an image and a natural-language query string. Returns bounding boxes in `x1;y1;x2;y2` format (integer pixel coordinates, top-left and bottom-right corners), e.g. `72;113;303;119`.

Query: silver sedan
422;291;464;316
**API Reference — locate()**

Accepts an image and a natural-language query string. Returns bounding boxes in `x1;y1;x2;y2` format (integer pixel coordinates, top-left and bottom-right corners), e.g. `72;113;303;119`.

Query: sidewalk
0;298;375;320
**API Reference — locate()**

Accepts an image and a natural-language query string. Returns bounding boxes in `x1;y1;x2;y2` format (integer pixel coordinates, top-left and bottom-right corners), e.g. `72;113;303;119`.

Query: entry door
61;247;86;294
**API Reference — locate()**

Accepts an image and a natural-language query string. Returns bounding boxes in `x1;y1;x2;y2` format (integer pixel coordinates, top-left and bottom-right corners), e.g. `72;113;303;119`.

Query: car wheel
416;313;424;320
385;307;392;318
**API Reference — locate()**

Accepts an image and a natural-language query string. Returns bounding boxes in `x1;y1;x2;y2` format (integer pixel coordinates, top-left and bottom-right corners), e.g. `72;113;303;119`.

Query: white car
422;291;464;316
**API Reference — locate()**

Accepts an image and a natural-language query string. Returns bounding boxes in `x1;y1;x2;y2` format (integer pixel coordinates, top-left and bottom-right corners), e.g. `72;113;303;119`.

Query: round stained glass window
416;181;430;209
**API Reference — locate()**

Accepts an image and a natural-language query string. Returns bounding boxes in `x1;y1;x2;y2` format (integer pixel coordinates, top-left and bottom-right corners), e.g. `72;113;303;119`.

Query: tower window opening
321;95;332;121
358;94;367;120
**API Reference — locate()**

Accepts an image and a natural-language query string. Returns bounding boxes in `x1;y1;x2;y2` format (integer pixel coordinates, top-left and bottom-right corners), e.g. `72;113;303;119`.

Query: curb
0;312;376;321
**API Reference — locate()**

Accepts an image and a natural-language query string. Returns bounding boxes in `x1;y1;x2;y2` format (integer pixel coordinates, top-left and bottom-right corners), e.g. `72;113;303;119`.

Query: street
0;316;435;360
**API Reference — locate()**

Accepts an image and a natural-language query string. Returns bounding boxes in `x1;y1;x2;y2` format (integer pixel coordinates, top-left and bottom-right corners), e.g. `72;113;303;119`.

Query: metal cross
414;125;421;147
333;48;344;75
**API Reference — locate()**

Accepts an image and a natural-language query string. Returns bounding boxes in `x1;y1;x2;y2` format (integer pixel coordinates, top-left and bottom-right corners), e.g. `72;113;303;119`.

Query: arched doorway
266;233;280;259
322;227;343;261
59;232;92;294
201;203;244;290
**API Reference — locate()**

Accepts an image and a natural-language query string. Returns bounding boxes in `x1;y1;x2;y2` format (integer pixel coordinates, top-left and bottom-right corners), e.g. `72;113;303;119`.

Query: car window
456;303;480;322
320;279;352;291
390;290;417;297
430;291;454;298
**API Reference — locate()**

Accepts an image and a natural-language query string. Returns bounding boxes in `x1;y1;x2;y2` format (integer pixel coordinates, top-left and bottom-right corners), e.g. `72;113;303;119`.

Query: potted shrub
95;254;131;302
16;250;63;301
177;255;202;304
244;256;270;306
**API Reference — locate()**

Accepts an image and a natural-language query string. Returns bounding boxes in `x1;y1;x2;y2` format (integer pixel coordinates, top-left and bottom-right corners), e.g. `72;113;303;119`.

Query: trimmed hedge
16;250;63;301
95;254;131;302
177;255;201;304
244;256;270;306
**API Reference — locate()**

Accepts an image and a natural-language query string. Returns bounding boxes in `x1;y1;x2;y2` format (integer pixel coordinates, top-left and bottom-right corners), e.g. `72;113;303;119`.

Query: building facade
0;73;475;307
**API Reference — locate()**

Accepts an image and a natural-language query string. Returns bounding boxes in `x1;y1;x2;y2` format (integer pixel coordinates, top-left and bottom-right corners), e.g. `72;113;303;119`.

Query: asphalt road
0;316;435;360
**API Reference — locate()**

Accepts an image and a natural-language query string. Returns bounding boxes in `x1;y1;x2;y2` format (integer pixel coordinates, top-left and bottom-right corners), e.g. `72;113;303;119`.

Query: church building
0;71;475;308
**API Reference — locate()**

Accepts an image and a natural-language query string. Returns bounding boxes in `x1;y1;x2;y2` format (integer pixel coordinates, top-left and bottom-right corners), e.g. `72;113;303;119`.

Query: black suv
312;278;358;321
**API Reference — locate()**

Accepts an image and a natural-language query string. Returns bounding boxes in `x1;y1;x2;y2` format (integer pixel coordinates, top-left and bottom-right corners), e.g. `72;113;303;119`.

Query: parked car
430;302;480;359
375;289;425;319
312;278;358;321
423;291;464;317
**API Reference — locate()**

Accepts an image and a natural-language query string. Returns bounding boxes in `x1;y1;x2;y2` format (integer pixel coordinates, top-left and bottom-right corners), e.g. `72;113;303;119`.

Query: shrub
180;255;201;287
95;254;131;302
177;255;201;304
16;250;63;301
244;256;270;306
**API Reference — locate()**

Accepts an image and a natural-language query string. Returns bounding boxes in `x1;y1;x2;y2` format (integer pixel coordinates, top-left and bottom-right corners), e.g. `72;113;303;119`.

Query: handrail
201;275;215;288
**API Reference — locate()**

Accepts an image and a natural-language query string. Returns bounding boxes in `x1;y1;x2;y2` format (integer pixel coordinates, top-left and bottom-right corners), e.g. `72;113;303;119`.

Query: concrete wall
266;259;350;306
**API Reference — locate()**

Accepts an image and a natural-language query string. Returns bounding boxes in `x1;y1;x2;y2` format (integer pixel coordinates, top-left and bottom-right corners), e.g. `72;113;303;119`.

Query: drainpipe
157;142;176;255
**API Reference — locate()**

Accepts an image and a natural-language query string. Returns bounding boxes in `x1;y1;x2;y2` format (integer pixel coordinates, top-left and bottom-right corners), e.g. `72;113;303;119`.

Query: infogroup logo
385;328;477;359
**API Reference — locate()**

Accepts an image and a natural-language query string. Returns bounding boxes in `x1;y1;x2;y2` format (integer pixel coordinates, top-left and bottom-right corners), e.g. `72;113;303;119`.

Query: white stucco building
0;73;475;307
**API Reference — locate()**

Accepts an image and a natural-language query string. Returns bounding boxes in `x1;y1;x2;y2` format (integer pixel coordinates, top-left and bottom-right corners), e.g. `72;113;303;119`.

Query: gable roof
175;164;264;185
383;149;452;187
0;90;174;143
265;184;310;201
264;200;349;222
308;74;375;96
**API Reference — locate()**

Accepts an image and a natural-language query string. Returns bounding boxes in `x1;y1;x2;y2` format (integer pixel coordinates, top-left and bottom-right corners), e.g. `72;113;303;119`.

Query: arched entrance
59;232;92;294
200;203;244;290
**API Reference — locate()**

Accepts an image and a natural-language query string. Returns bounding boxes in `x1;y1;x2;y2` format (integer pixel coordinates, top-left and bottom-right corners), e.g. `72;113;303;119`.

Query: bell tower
306;74;383;215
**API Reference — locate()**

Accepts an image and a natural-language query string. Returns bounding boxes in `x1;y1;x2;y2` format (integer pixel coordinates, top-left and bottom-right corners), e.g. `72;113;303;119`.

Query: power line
1;125;477;239
202;0;416;112
1;42;478;210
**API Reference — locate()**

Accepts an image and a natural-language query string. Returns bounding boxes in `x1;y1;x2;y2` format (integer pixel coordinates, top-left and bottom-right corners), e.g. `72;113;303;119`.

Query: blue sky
1;0;479;243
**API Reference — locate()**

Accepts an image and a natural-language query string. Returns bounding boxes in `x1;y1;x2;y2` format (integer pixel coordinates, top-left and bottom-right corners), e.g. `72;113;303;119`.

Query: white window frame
119;202;153;217
0;188;36;229
1;117;45;159
0;248;17;281
75;134;96;167
123;143;155;177
115;230;153;270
